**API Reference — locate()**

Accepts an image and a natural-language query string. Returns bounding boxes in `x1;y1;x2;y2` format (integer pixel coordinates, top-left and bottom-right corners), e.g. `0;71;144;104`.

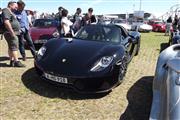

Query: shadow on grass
0;63;10;67
0;56;9;62
120;76;153;120
160;43;169;53
21;68;108;100
19;57;34;60
0;56;10;67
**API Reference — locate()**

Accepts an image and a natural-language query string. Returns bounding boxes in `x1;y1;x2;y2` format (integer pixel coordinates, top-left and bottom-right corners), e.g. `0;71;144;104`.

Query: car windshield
155;22;163;24
75;25;121;43
33;19;58;27
114;19;126;23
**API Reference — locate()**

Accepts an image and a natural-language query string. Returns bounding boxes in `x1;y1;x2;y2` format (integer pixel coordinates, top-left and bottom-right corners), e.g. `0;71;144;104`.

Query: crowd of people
0;1;97;68
165;15;180;36
1;1;179;68
55;6;97;37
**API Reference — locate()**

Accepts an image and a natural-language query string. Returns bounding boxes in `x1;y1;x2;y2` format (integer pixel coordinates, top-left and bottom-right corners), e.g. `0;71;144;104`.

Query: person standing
82;8;96;26
172;15;178;31
31;11;39;23
72;8;82;33
2;1;25;67
55;7;64;34
87;8;96;24
165;16;172;36
0;8;2;14
60;9;73;37
177;17;180;31
26;10;32;27
15;0;36;61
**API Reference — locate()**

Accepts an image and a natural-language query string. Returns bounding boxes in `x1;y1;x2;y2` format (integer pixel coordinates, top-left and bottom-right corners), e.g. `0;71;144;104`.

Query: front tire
117;62;127;84
135;38;140;56
117;55;128;84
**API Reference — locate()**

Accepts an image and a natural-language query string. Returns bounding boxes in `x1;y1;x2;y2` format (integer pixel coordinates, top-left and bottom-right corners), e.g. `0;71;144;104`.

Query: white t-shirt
27;15;32;25
61;17;73;34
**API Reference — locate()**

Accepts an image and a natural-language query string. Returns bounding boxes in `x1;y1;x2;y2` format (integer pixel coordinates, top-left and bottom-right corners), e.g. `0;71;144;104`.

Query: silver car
150;44;180;120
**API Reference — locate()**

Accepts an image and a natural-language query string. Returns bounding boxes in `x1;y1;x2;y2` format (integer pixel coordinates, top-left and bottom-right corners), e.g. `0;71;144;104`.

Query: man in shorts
2;1;25;67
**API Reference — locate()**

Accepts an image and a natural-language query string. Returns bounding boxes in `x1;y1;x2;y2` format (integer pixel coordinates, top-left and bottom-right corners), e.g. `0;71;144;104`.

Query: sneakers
22;56;27;61
10;60;15;67
10;60;26;67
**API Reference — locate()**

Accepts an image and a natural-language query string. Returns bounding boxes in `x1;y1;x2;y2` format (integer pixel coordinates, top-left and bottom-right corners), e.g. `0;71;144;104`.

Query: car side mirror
128;33;135;39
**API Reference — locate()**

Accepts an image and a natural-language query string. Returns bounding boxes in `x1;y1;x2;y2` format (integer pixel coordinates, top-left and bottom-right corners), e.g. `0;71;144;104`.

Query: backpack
0;13;6;34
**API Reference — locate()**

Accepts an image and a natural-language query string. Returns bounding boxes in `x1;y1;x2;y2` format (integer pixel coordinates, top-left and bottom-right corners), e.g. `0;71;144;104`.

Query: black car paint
35;24;140;93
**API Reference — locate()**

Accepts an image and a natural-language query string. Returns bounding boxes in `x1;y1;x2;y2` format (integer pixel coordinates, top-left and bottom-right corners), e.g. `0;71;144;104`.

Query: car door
119;27;133;56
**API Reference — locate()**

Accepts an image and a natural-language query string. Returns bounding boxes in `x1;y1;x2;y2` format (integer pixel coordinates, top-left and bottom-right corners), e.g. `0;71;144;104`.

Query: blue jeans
18;29;36;57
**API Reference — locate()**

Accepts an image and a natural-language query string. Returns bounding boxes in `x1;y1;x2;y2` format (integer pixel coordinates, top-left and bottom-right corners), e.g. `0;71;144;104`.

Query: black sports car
34;24;141;93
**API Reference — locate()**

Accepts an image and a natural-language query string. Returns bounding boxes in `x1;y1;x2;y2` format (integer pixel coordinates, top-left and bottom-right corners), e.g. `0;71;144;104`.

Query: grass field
0;32;169;120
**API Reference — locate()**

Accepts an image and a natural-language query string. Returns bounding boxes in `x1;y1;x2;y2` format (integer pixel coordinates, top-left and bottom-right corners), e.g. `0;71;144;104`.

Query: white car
131;22;152;32
111;19;131;30
150;44;180;120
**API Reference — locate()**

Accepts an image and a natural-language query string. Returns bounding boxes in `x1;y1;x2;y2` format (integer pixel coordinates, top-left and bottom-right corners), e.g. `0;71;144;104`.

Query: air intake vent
173;45;180;51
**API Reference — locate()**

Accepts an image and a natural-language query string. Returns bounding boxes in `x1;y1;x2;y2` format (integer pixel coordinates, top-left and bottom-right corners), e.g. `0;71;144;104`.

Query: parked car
150;44;180;120
30;19;59;49
169;30;180;45
34;24;141;93
131;20;152;32
148;21;166;32
111;19;131;30
98;18;111;25
148;20;173;32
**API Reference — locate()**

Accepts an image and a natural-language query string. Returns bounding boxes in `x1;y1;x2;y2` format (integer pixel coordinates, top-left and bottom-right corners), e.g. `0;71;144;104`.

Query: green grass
0;32;169;120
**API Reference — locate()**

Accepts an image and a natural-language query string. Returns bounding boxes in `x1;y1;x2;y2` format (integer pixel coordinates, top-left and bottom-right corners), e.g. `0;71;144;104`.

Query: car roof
35;18;56;21
90;23;120;28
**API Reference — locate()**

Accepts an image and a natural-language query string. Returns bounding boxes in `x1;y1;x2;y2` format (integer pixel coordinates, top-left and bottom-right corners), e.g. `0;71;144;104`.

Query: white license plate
44;73;68;84
34;39;47;44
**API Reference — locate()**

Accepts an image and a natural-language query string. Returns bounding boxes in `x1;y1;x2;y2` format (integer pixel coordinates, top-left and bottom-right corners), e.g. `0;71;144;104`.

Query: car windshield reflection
75;25;121;43
33;19;58;28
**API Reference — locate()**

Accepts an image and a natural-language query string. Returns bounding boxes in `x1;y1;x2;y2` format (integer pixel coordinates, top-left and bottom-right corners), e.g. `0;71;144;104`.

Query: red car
148;21;173;32
30;19;59;49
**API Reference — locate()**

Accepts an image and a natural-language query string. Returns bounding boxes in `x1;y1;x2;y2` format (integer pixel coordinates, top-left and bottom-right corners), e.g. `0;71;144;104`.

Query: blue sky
1;0;180;17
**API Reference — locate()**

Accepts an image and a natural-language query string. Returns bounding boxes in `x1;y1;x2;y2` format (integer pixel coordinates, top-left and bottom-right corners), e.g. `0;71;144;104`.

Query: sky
1;0;180;17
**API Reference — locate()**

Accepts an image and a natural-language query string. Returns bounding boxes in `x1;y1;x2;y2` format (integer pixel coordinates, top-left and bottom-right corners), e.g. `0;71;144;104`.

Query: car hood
30;27;56;34
115;23;131;30
39;38;124;76
155;23;165;26
30;27;57;41
139;24;152;30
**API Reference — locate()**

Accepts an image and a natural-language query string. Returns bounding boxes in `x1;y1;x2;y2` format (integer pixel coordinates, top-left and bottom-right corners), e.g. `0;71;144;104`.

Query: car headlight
37;46;46;60
52;30;59;38
90;56;113;72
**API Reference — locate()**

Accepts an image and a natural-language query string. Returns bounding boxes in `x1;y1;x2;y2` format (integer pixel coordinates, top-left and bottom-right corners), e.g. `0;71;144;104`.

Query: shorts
4;33;19;51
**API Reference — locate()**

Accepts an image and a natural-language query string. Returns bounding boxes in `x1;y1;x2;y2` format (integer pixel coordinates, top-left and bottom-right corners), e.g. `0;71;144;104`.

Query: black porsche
34;24;141;93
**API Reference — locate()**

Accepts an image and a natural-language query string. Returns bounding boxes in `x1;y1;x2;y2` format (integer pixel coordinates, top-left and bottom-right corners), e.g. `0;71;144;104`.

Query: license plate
34;39;47;44
44;73;68;84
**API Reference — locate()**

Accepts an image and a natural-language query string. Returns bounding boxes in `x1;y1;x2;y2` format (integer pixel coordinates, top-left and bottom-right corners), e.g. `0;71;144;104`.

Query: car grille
39;35;54;40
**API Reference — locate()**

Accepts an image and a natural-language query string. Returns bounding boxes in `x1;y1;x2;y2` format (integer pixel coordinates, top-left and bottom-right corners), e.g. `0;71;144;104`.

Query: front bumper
34;62;120;93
